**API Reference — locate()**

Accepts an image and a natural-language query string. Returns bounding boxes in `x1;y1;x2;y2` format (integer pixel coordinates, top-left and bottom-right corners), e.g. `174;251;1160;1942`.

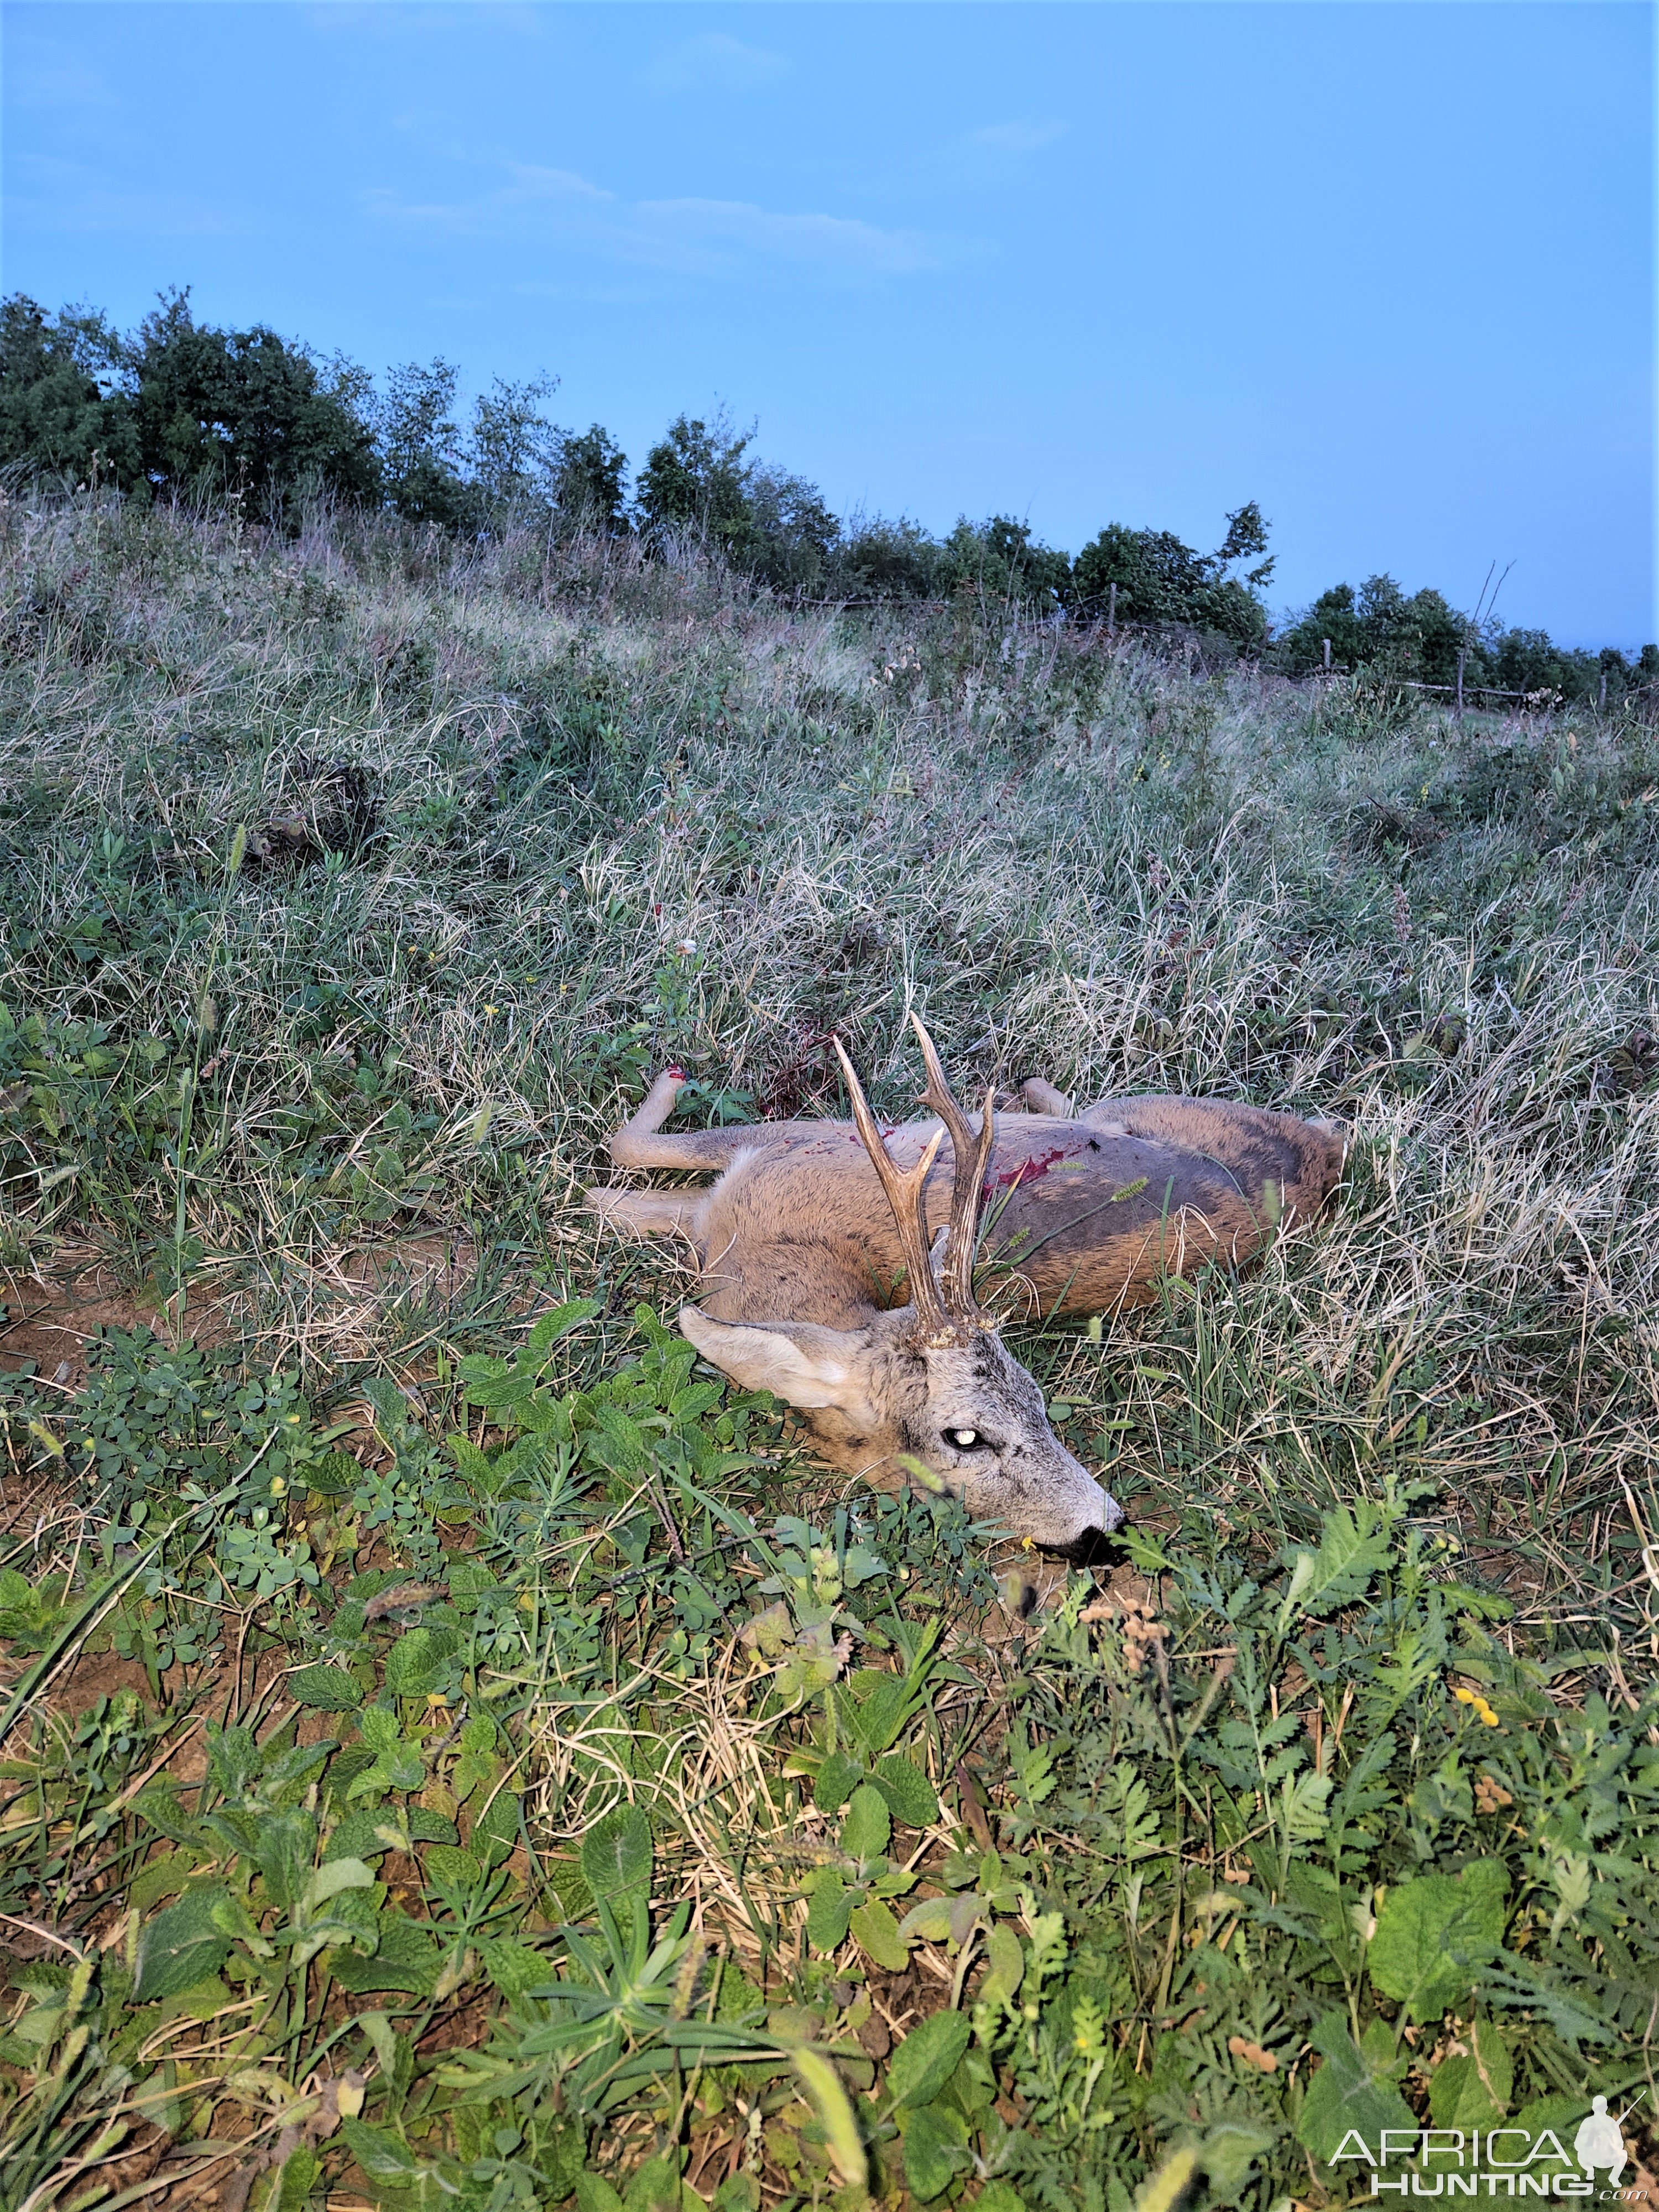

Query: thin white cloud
641;200;942;281
498;164;613;206
362;163;612;240
969;121;1068;154
645;33;790;95
6;155;262;238
513;279;662;308
9;54;118;110
361;160;957;281
638;197;943;278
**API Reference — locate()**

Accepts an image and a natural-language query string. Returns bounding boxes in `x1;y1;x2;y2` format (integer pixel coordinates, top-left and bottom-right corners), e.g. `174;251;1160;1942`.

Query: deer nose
1042;1489;1125;1566
1044;1524;1119;1567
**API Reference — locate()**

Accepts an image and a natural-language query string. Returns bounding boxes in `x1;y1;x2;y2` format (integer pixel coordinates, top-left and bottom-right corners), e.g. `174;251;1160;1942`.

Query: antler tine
832;1036;952;1332
907;1014;997;1316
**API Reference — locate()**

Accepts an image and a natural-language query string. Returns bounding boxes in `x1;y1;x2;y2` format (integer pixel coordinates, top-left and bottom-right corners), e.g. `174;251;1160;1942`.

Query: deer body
588;1031;1345;1558
604;1090;1339;1324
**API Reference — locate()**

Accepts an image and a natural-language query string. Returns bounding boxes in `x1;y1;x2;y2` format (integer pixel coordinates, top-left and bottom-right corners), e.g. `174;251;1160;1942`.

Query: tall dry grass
2;489;1656;1651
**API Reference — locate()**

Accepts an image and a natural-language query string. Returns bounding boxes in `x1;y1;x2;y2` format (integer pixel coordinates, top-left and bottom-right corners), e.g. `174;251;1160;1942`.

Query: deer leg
586;1187;701;1237
607;1069;754;1171
1026;1077;1128;1139
1022;1078;1074;1118
608;1068;689;1163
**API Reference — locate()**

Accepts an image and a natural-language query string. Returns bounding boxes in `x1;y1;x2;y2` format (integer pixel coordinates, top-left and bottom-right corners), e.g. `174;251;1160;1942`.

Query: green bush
555;424;630;534
128;288;381;512
938;514;1072;612
1072;501;1274;646
837;511;942;599
0;294;138;488
4;281;1650;679
1279;575;1468;685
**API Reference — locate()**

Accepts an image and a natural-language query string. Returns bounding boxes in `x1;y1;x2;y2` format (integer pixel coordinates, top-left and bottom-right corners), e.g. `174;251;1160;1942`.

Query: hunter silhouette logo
1331;2090;1649;2199
1574;2096;1644;2192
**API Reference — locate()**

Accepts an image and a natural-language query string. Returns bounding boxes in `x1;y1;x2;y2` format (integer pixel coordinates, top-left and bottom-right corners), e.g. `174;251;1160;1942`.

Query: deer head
679;1018;1124;1558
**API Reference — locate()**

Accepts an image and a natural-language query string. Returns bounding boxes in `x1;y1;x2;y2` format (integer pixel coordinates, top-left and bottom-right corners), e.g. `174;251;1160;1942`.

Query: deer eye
944;1427;987;1451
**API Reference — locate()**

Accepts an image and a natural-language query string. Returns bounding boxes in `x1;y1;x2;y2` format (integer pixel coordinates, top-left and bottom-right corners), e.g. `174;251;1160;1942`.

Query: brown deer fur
587;1025;1345;1557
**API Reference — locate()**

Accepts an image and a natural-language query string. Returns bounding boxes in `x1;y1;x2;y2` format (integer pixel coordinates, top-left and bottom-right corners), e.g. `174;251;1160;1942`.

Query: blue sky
3;1;1652;645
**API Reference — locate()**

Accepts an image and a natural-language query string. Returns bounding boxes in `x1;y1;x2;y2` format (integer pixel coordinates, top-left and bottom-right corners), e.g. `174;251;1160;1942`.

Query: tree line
3;287;1651;703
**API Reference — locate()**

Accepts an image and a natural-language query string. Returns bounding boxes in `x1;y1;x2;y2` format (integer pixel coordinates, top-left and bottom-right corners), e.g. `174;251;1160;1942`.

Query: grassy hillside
2;493;1657;2212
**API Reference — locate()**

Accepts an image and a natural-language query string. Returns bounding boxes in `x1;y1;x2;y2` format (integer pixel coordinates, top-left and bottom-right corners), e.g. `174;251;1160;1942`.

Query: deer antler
831;1036;953;1335
908;1014;997;1317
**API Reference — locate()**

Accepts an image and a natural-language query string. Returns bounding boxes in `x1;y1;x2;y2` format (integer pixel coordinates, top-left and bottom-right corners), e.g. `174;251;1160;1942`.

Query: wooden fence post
1107;581;1118;641
1322;637;1331;674
1455;646;1467;723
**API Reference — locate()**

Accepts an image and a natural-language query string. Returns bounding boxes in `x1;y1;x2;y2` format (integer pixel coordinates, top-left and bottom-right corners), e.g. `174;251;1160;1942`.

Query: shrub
374;356;469;527
1279;585;1650;703
467;373;565;512
635;409;842;588
554;424;630;534
835;512;941;599
1072;501;1273;646
128;289;380;512
1280;573;1468;683
744;463;841;588
0;294;138;488
634;409;759;558
1490;628;1624;705
937;514;1072;611
2;282;1646;681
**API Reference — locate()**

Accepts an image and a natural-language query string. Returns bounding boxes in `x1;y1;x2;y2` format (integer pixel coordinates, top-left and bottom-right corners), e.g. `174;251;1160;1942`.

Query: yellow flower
1454;1682;1500;1728
483;1004;498;1015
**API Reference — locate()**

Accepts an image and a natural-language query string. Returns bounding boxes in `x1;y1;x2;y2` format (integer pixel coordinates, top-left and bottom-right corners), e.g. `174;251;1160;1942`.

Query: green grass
1;491;1657;2212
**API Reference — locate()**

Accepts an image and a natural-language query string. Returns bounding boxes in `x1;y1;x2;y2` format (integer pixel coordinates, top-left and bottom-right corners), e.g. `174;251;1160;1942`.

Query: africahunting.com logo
1333;2094;1648;2198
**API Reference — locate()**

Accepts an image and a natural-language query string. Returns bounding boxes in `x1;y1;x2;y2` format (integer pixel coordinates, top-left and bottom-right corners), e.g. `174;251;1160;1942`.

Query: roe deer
588;1019;1345;1559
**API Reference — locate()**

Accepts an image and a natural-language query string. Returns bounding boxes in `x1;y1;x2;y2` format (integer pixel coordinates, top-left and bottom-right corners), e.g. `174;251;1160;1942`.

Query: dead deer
588;1019;1346;1559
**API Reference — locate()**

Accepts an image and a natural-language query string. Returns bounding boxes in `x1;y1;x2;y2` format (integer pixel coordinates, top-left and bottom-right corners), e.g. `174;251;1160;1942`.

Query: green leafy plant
2;485;1655;2212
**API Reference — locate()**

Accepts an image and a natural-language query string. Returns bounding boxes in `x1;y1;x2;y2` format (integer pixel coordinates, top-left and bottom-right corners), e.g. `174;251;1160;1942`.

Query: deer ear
679;1308;861;1410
